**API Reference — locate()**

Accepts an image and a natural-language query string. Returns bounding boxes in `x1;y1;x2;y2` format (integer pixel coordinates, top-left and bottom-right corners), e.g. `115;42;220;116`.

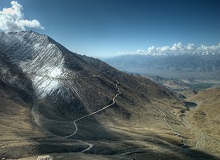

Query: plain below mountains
103;54;220;80
0;31;219;160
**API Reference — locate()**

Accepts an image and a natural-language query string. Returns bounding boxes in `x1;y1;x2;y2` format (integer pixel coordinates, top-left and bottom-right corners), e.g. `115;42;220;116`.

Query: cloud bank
147;42;220;55
0;1;44;32
117;42;220;56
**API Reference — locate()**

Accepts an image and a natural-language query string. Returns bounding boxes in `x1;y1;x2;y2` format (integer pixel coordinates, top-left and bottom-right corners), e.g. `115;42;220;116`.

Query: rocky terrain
0;31;219;160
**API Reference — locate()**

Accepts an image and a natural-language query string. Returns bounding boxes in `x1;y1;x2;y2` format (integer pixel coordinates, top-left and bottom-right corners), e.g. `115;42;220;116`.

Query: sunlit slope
186;88;220;157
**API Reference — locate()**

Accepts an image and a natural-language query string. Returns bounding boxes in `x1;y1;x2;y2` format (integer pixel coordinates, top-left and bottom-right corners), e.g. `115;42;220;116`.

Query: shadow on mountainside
0;79;219;160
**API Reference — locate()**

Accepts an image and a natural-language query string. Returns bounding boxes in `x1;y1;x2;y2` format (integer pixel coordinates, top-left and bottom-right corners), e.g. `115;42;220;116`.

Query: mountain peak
0;29;182;126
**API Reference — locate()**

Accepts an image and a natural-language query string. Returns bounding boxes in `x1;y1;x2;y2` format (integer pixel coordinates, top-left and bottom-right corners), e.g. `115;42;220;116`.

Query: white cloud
146;42;220;55
170;42;184;51
0;1;44;32
198;43;220;55
186;44;196;51
147;46;155;53
116;43;220;56
137;49;145;54
160;46;170;52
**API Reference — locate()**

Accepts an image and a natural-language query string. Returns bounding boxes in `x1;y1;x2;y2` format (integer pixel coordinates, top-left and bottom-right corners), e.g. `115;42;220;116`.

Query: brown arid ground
0;75;219;160
0;81;88;159
1;84;219;160
184;88;220;158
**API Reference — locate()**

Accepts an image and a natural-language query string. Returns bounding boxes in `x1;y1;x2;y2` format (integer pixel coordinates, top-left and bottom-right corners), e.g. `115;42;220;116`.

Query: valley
0;31;219;160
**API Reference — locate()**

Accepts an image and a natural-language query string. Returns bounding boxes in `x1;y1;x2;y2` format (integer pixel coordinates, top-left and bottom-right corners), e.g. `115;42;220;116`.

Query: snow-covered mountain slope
0;31;66;98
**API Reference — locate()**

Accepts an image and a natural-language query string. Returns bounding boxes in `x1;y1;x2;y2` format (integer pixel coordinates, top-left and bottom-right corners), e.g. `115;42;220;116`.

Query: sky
0;0;220;57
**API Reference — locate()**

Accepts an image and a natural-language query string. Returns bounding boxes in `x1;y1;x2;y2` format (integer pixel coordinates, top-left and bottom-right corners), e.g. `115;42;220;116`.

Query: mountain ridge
1;31;219;159
0;30;182;136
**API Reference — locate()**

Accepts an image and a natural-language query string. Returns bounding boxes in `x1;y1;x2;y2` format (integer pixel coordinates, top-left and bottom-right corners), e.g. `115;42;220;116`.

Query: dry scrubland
186;88;220;157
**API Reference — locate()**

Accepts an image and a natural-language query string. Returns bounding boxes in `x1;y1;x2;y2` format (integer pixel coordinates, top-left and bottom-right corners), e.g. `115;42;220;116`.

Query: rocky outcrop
37;155;53;160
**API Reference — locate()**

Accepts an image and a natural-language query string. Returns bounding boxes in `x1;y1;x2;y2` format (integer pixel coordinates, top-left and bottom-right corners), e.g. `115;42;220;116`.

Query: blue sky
0;0;220;57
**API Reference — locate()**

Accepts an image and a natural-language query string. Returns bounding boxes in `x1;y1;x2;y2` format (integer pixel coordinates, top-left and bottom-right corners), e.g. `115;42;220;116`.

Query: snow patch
48;67;62;78
32;66;65;98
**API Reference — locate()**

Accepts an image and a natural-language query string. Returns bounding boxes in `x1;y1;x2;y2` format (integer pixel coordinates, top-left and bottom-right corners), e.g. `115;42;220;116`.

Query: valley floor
185;88;220;158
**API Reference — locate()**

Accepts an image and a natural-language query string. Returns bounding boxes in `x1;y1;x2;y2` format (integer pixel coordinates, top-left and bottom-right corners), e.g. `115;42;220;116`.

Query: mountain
103;54;220;80
0;31;219;160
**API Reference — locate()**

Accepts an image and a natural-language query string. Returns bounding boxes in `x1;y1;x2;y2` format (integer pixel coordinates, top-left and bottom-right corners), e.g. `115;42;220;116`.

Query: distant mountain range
103;54;220;80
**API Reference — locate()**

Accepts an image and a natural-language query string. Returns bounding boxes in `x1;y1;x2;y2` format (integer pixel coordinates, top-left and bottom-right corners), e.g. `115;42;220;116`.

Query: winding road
183;114;220;152
30;71;123;153
149;99;187;146
65;80;121;153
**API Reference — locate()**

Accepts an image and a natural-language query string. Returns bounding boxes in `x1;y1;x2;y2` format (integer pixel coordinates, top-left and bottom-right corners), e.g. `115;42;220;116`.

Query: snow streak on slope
32;67;63;98
0;31;66;98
